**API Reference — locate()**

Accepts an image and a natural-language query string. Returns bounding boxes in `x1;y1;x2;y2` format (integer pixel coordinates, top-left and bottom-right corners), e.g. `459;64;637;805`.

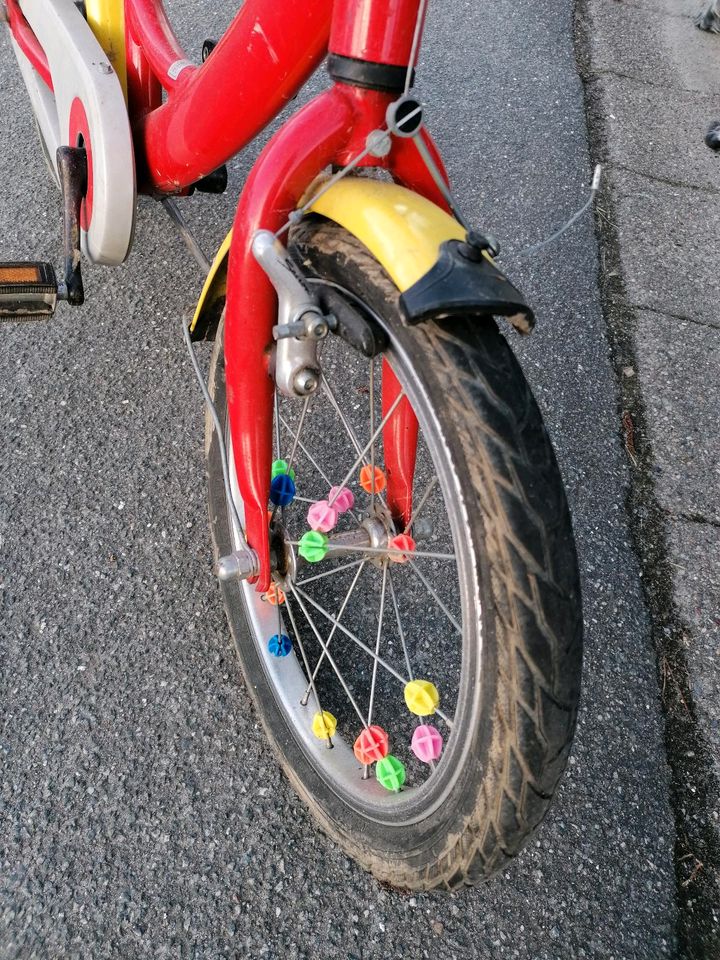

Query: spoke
274;393;287;521
279;414;362;522
404;476;438;534
283;595;334;746
323;371;391;514
291;542;455;562
295;558;365;587
295;585;453;728
327;390;404;509
280;415;333;487
276;587;284;653
287;393;312;475
301;561;366;704
364;561;387;779
388;568;413;681
322;375;370;467
288;584;368;729
369;360;376;513
367;562;387;727
406;559;462;634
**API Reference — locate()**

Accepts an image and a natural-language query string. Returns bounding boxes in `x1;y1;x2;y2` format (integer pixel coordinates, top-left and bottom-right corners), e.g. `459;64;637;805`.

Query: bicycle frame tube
126;0;428;192
329;0;427;65
128;0;334;191
6;0;52;89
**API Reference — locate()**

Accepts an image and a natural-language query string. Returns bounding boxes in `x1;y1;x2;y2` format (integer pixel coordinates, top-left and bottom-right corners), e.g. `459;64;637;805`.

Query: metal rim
223;308;483;827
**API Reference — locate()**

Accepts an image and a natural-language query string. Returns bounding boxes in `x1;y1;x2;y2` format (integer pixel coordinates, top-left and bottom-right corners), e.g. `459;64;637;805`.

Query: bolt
302;313;328;340
217;549;258;582
465;230;501;258
293;368;320;396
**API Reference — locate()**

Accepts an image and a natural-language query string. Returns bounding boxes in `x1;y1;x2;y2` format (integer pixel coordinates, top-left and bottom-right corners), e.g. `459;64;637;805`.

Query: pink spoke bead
307;499;339;533
411;725;444;763
329;486;355;514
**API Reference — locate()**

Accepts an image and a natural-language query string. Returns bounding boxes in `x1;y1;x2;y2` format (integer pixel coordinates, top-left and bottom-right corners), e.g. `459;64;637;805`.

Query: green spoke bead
298;530;329;563
271;459;296;482
376;755;406;793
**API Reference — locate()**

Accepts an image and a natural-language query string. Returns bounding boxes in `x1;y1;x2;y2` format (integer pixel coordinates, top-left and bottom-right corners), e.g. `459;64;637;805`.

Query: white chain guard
15;0;135;265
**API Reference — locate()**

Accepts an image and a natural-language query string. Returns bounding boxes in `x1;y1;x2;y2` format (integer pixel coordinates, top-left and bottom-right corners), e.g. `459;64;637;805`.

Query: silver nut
304;314;328;339
293;368;320;395
366;129;392;158
217;550;258;582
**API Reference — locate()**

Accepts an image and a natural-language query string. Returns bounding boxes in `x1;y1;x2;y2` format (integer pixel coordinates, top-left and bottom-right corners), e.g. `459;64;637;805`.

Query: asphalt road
0;0;679;956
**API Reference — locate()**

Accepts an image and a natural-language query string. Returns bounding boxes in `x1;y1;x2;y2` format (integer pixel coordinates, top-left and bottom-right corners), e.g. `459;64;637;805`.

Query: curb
574;2;720;955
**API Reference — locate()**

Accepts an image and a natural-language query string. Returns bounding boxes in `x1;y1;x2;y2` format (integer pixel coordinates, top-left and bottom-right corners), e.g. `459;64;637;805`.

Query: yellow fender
189;230;233;339
308;179;465;291
189;179;466;340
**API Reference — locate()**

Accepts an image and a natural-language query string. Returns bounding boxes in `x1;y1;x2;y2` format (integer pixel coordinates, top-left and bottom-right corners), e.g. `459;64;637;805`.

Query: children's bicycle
1;0;583;890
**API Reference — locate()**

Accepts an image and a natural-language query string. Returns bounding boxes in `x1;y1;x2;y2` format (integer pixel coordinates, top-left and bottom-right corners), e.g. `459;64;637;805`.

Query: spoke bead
388;533;416;564
263;582;286;605
359;464;386;494
411;724;443;763
271;459;296;482
268;633;292;657
270;473;296;507
376;755;406;792
312;710;337;740
307;500;339;533
404;679;440;716
298;530;329;563
329;486;355;513
353;725;389;765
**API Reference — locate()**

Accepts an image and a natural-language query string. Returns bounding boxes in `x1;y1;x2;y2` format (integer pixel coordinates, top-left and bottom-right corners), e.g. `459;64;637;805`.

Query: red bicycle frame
9;0;453;589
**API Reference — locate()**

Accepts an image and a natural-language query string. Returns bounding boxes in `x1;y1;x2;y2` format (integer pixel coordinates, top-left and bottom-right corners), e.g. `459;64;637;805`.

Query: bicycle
1;0;583;890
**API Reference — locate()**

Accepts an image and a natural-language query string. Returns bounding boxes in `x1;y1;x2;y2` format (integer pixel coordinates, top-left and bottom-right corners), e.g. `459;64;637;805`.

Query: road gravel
0;0;678;956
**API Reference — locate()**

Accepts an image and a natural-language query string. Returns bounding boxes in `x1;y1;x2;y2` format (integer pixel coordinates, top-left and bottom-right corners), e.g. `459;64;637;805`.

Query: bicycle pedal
0;262;58;320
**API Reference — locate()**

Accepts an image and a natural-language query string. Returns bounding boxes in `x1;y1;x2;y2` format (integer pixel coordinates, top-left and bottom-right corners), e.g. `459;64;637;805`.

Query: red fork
381;361;419;530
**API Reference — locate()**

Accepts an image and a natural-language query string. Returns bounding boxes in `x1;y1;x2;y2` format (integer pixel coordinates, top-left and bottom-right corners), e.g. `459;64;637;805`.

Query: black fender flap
400;239;535;334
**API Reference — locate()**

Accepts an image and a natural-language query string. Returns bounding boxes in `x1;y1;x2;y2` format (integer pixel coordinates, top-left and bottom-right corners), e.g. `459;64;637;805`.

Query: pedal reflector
0;262;57;319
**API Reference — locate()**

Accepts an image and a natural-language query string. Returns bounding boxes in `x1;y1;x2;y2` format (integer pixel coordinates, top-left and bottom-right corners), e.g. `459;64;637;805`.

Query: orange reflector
0;266;41;283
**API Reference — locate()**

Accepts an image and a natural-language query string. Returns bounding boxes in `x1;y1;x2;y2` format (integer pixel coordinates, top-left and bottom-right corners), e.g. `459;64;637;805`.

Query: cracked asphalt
0;0;680;956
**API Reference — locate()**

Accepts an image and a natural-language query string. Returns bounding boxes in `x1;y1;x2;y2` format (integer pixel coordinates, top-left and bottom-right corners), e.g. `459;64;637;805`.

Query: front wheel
206;218;582;890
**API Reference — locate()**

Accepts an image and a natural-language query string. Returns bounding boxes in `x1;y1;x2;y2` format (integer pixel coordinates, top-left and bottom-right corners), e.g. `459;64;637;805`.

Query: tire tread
208;218;582;891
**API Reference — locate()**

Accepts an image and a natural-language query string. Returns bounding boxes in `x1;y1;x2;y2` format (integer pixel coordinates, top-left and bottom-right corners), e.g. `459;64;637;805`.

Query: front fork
225;82;452;590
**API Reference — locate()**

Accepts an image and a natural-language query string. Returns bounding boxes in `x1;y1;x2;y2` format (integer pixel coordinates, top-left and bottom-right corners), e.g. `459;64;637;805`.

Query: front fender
309;177;466;291
188;178;460;341
190;178;531;341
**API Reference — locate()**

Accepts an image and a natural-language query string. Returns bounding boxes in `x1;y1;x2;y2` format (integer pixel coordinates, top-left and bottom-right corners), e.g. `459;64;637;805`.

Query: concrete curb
575;0;720;954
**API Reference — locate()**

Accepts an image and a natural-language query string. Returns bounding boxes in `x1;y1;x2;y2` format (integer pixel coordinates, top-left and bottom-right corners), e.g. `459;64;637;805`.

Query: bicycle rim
218;287;484;828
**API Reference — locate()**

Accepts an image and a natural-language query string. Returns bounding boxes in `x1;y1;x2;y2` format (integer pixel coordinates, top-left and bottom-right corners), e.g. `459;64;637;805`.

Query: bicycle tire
206;217;583;890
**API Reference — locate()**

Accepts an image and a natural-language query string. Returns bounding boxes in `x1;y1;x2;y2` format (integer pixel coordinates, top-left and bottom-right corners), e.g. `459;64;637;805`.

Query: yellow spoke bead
404;679;440;716
312;710;337;740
